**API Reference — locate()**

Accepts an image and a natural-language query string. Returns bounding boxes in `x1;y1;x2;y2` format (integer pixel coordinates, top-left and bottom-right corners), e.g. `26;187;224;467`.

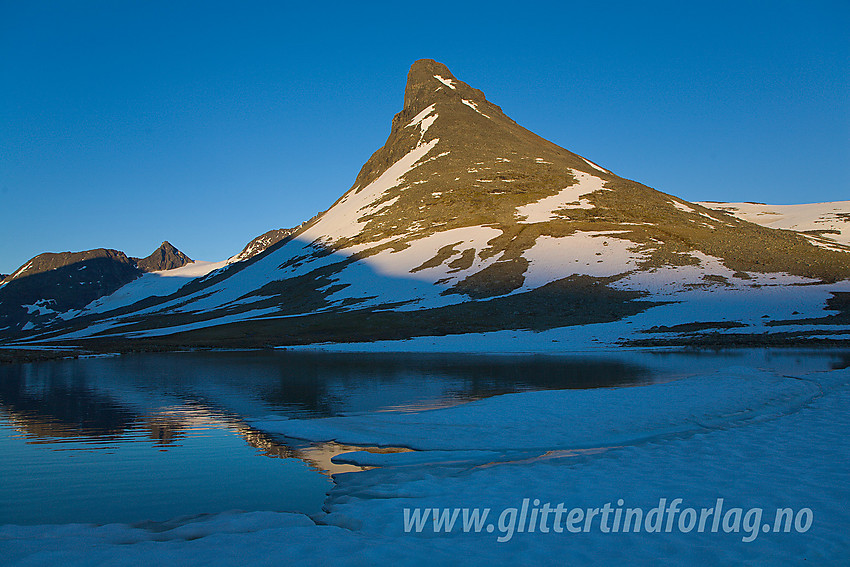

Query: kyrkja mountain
2;60;848;349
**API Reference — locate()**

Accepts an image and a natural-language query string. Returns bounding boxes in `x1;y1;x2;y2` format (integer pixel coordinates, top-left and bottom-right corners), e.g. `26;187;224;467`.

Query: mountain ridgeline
2;60;848;348
0;242;191;335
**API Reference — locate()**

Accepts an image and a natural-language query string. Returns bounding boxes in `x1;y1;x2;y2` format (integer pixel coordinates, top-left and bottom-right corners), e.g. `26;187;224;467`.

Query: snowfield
299;138;442;246
520;231;646;287
81;261;228;314
1;365;847;565
698;201;850;251
17;249;850;345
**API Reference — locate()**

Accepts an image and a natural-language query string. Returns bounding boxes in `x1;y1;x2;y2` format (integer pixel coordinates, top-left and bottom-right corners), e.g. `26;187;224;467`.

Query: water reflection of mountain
0;364;135;439
0;360;377;475
0;372;192;447
3;350;847;480
0;352;651;449
257;352;650;412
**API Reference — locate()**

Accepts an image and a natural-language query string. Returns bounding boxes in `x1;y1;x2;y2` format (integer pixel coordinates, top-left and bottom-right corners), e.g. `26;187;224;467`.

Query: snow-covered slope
4;60;849;348
79;260;228;315
698;201;850;252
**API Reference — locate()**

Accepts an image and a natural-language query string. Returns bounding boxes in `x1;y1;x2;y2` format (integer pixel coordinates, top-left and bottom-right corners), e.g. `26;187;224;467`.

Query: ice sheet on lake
2;367;848;565
249;367;822;451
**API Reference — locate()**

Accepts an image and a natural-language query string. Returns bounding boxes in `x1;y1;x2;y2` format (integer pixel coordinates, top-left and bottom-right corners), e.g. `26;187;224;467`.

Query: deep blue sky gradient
2;1;848;273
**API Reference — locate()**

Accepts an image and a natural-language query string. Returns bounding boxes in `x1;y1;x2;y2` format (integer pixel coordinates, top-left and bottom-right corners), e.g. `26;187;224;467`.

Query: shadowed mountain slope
0;243;193;336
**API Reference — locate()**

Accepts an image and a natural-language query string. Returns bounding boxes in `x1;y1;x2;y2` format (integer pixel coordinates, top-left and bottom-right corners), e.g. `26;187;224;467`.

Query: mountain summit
295;59;847;294
135;241;193;272
3;60;849;348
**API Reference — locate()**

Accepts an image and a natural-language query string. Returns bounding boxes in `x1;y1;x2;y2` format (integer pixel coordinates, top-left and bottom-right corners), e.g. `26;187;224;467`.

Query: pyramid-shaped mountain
134;241;193;272
6;60;849;348
305;60;844;283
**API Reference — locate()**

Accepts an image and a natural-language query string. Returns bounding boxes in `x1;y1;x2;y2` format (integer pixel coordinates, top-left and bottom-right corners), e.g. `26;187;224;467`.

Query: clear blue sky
2;1;848;273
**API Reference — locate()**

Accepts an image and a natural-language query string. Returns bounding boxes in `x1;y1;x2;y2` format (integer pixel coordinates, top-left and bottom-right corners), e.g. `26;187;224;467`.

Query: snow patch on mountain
124;307;282;338
433;74;456;89
22;300;57;316
300;138;441;246
521;232;646;289
516;170;609;223
671;200;696;214
318;226;505;311
698;201;850;249
8;261;33;281
168;246;343;314
461;99;490;118
407;104;436;128
614;251;820;297
407;104;438;140
367;226;502;282
287;280;850;354
81;261;228;315
580;156;609;174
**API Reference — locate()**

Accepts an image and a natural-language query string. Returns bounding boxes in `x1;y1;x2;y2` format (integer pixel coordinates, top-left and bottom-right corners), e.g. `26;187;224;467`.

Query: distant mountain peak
227;227;300;264
135;241;192;272
3;249;134;284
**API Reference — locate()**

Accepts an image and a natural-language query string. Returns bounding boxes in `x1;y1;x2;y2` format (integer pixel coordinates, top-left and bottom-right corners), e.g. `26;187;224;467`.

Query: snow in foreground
1;366;848;565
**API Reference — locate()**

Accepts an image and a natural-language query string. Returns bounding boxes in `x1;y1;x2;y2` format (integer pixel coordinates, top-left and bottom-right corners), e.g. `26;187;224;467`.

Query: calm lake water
0;349;847;526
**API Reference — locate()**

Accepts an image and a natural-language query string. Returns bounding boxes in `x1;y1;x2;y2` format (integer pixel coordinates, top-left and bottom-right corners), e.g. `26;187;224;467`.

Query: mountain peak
403;59;489;112
404;59;455;102
135;242;192;272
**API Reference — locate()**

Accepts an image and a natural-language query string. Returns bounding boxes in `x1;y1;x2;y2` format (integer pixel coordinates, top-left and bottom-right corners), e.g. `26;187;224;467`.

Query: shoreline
2;339;849;365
